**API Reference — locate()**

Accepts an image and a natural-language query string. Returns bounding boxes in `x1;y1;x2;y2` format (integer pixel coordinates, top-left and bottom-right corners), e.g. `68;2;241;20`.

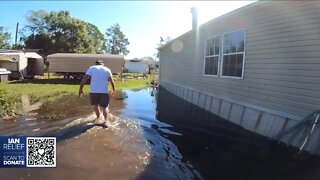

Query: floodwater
0;87;320;180
0;88;196;180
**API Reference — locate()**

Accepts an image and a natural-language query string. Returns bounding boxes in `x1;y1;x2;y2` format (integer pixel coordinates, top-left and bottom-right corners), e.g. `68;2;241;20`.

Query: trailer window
204;36;220;76
222;29;245;78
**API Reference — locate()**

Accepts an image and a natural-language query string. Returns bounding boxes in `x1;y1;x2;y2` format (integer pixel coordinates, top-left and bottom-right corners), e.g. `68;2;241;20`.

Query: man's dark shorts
90;93;109;108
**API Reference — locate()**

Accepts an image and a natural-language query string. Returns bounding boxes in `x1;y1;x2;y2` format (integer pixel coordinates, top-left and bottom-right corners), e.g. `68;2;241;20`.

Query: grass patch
0;89;16;117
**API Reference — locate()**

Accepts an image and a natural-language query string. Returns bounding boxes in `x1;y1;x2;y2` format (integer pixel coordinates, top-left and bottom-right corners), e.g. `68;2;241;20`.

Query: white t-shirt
86;65;112;93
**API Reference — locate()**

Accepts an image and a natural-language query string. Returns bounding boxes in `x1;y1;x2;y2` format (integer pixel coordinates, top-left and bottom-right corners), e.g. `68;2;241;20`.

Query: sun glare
126;1;255;59
193;1;255;25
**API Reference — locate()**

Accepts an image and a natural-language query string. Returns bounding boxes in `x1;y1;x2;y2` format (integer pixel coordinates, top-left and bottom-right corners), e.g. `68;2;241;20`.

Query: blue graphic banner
0;136;26;168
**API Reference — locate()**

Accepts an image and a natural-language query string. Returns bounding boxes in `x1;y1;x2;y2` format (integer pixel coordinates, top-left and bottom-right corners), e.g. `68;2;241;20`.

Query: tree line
0;10;129;56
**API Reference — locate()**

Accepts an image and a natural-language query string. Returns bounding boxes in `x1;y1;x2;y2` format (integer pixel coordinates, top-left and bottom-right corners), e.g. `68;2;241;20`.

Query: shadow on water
54;122;105;142
151;86;320;180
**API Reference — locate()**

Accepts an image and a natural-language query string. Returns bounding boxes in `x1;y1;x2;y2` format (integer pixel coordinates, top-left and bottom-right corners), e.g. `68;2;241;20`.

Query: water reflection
156;86;320;180
118;88;196;179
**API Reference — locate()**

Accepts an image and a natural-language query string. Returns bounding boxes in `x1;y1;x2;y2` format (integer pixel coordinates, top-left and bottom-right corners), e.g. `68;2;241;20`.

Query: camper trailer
124;58;148;73
47;53;124;80
0;50;44;79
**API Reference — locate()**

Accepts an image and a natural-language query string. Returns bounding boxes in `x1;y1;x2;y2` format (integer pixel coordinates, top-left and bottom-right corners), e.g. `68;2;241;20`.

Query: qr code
26;137;56;167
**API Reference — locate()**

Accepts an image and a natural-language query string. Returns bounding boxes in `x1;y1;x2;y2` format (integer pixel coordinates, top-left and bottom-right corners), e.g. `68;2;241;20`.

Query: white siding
159;1;320;118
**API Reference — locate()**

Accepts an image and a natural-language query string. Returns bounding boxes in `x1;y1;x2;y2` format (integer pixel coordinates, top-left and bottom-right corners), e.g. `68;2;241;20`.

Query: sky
0;1;255;59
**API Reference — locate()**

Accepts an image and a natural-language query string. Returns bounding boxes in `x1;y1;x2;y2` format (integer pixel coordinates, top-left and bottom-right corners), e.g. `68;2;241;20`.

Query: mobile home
158;1;320;154
0;50;44;79
124;58;148;73
47;53;124;79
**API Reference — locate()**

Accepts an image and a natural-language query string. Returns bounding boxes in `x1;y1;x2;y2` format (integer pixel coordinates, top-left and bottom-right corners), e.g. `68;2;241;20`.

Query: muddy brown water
0;88;195;180
0;87;320;180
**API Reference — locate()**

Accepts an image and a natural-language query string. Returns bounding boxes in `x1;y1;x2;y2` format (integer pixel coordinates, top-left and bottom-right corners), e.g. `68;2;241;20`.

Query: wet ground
0;87;320;180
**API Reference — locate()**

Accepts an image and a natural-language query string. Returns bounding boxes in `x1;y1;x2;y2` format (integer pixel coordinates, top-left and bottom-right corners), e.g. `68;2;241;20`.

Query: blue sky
0;1;255;59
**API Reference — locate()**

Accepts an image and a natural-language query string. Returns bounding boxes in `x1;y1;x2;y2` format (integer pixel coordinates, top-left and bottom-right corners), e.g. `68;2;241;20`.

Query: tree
86;22;106;54
105;23;129;56
21;10;105;55
24;10;49;35
24;33;52;54
158;36;172;46
141;56;155;65
44;11;92;53
0;27;11;49
155;36;172;58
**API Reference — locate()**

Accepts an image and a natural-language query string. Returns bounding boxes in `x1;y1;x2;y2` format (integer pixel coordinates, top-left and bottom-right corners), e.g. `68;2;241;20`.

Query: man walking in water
79;60;116;128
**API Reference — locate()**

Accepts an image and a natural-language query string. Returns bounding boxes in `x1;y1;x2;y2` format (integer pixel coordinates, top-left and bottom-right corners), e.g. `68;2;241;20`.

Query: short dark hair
95;60;104;65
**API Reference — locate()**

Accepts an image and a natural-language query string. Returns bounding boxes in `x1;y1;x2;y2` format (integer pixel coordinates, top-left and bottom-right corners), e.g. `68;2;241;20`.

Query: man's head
95;60;104;65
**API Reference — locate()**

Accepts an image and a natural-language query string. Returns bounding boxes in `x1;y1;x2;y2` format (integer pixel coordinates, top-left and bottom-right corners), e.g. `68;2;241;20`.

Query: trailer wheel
64;73;70;79
74;74;84;80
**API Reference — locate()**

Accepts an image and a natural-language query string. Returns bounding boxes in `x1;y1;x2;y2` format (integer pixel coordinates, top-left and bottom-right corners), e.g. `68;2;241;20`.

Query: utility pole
14;22;19;49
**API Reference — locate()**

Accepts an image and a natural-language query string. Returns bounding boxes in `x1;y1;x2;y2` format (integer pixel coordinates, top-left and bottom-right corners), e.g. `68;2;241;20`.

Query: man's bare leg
94;105;101;119
102;106;110;127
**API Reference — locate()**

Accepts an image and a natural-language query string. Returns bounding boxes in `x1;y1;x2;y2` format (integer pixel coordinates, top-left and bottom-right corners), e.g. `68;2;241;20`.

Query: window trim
203;35;221;77
220;28;246;79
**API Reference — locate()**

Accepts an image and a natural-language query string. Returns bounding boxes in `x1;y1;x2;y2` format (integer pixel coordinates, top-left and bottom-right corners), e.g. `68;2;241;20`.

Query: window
222;30;245;78
204;36;220;76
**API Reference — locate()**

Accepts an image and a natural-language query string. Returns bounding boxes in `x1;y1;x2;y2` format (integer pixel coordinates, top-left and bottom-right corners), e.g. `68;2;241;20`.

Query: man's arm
79;74;90;97
108;76;116;97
